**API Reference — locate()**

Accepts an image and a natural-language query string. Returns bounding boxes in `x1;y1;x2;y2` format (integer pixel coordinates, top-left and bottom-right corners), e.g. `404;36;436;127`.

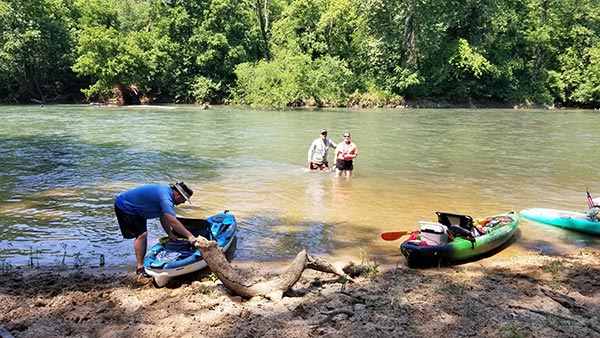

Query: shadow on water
515;218;600;255
0;134;227;266
234;211;340;261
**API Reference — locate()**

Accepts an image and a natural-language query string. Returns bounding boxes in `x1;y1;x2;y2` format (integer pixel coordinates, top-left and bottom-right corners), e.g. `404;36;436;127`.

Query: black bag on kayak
164;239;195;252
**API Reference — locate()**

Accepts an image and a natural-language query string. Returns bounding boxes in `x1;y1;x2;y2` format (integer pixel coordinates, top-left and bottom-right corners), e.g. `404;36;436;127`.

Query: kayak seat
437;212;477;247
175;217;212;239
436;212;474;231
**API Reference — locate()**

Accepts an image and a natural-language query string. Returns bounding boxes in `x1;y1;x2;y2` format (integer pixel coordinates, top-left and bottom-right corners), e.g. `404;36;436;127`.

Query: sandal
136;267;150;278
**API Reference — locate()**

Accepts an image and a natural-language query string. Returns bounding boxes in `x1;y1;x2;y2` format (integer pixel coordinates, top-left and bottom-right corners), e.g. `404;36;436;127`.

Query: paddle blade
381;231;413;241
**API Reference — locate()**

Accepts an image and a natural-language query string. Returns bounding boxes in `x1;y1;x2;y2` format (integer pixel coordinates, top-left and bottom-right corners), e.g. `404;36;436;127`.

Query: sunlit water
1;104;599;269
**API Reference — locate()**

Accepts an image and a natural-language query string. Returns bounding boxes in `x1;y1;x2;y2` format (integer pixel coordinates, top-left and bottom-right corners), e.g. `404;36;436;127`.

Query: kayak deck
143;211;237;287
520;208;600;235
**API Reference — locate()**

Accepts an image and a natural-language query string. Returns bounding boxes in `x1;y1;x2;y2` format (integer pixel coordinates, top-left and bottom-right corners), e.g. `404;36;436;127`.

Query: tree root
313;309;355;326
508;304;600;334
194;237;363;299
540;287;587;314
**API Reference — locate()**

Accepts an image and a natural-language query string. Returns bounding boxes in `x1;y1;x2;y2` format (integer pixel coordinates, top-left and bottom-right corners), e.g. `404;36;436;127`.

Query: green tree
72;0;174;102
0;0;80;103
234;0;366;107
552;0;600;106
72;0;262;103
410;0;523;102
564;43;600;104
166;0;263;103
233;49;353;107
244;0;287;61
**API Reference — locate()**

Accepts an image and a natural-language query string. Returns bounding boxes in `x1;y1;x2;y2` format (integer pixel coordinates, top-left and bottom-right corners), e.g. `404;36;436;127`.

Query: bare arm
344;144;357;160
160;213;196;243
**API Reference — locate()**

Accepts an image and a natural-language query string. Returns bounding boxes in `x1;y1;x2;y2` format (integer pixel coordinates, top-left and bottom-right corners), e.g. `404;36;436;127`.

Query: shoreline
5;100;588;110
2;249;599;338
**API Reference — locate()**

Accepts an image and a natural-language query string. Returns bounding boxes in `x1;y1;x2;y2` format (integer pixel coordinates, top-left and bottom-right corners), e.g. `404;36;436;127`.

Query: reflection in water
1;106;600;268
331;177;353;215
304;174;327;220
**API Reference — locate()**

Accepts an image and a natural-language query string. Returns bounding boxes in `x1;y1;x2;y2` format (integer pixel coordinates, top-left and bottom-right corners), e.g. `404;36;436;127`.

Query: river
1;104;599;269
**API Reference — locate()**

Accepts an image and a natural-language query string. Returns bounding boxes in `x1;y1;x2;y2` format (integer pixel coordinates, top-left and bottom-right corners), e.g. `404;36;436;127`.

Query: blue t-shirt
115;185;176;219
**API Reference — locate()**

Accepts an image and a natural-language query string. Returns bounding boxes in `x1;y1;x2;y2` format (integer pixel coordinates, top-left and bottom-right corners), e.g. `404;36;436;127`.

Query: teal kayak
400;211;520;268
520;208;600;235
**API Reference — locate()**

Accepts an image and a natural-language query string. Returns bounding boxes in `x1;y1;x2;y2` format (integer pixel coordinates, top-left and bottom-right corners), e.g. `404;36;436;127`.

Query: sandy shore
1;249;600;338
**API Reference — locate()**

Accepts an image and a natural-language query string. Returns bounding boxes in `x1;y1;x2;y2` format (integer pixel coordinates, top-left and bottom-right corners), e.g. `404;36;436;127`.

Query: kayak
520;208;600;235
400;211;519;268
143;210;237;287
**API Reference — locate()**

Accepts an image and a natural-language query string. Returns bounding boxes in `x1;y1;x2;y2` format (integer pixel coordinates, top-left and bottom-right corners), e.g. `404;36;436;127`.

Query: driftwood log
194;237;364;299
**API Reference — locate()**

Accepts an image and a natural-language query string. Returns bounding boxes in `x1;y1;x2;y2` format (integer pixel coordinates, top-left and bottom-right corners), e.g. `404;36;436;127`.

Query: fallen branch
194;237;363;300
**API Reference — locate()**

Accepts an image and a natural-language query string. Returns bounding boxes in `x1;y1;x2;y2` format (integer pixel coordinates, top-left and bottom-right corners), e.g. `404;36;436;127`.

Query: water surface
1;105;598;268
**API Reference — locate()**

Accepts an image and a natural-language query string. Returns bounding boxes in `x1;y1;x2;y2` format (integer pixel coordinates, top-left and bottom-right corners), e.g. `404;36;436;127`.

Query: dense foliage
1;0;599;108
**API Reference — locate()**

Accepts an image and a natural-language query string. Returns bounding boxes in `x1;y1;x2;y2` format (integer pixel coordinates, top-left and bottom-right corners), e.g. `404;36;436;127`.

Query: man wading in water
307;128;337;172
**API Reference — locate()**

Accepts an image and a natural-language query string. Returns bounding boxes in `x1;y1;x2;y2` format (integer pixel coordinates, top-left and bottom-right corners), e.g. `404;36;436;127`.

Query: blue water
1;105;599;269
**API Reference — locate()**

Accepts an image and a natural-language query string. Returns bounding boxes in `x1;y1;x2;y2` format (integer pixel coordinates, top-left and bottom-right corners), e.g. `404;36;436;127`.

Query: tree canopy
1;0;599;108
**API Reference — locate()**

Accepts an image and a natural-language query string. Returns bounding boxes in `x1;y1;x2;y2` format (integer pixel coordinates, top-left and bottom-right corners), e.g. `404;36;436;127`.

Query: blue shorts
114;204;147;239
336;159;353;171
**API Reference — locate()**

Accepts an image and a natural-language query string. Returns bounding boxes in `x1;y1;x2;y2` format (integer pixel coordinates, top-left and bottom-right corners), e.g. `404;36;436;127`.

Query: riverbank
1;249;599;338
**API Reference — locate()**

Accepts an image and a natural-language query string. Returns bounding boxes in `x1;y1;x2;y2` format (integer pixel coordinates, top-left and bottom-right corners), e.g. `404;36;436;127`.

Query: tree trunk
194;237;362;300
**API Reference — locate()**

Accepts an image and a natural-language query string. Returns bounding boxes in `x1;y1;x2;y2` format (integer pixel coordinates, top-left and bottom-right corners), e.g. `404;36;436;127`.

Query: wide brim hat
170;182;193;204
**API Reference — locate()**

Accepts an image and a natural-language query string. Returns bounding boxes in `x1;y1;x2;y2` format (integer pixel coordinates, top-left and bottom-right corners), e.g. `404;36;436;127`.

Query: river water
1;104;599;269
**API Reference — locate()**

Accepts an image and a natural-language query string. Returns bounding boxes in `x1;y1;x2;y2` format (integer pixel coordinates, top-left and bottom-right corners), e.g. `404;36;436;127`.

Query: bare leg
134;231;148;268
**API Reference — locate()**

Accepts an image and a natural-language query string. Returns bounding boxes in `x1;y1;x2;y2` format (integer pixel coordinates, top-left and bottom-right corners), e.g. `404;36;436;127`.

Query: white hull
146;238;234;287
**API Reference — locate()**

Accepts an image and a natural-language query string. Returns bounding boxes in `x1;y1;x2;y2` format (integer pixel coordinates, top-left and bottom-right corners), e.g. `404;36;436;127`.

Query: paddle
381;230;414;241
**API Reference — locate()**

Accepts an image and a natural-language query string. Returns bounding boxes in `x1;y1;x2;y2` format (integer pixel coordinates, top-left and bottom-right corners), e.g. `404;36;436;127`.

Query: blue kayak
520;208;600;235
143;210;237;287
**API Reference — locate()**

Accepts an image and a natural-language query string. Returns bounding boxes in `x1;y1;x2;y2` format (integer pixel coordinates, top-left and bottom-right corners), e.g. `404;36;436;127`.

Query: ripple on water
2;106;600;267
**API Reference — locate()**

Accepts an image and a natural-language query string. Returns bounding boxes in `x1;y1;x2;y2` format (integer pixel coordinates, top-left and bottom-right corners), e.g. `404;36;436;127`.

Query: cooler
419;221;448;245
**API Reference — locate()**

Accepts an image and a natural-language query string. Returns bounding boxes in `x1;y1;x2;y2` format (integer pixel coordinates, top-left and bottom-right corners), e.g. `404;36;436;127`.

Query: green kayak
400;211;520;268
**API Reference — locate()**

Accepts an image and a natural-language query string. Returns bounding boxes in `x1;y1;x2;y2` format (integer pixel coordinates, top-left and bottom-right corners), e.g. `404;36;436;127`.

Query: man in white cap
114;182;197;277
307;128;337;172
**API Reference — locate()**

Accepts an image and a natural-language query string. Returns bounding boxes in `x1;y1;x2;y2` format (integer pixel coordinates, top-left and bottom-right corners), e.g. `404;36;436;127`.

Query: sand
1;249;600;338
